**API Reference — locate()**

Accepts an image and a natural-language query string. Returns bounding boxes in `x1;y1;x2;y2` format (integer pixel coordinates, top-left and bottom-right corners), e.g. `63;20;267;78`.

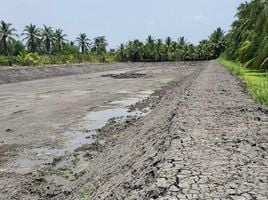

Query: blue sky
0;0;245;48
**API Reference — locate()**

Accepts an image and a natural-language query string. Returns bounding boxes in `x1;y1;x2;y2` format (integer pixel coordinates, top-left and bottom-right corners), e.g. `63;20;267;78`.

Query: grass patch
220;57;268;106
80;187;92;200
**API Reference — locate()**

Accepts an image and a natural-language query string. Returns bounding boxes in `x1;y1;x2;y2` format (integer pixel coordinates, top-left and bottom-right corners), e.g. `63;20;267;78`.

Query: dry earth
0;61;267;200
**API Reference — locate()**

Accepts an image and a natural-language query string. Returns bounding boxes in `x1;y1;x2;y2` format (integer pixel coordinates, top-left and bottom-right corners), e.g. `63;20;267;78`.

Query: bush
16;52;40;66
0;56;14;66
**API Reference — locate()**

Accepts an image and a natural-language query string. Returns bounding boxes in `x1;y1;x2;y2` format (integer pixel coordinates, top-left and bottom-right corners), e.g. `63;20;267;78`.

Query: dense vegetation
0;22;114;66
220;0;268;106
0;0;266;68
116;29;225;62
0;18;226;66
224;0;268;69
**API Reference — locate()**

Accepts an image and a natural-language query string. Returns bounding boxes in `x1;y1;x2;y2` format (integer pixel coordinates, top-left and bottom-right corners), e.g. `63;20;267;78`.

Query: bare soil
0;61;267;200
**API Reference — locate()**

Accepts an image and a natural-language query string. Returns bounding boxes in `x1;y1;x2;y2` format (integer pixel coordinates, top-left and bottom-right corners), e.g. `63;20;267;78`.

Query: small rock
230;195;246;200
156;178;170;188
240;108;246;112
226;188;238;194
254;117;261;121
169;185;179;192
34;177;47;183
5;128;13;133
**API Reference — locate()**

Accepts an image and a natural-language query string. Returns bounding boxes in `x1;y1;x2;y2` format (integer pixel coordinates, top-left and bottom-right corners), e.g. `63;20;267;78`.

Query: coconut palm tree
92;36;108;55
209;27;225;43
76;33;90;53
178;36;187;46
146;35;154;44
0;20;18;55
208;27;226;58
22;23;40;53
54;28;67;52
226;0;268;68
165;36;172;48
41;25;54;54
117;43;126;62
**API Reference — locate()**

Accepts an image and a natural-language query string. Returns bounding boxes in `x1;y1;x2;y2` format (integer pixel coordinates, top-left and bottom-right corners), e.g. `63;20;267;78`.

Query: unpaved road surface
0;61;267;199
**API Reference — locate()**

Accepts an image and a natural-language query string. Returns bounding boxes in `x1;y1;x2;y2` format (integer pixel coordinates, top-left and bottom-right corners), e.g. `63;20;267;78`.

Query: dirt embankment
0;63;125;84
71;60;267;199
0;61;203;84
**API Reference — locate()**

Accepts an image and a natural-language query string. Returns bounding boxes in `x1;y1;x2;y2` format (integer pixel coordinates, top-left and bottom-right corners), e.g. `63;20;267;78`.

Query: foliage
0;19;227;65
41;25;54;54
225;0;268;69
92;36;108;55
116;29;226;62
22;24;40;53
220;57;268;106
0;20;18;56
61;43;80;55
16;52;40;66
76;33;91;54
80;187;92;200
53;28;67;53
0;56;14;66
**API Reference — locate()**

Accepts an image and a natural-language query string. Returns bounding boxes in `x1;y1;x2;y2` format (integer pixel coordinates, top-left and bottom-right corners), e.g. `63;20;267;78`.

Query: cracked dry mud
0;60;267;200
73;60;268;200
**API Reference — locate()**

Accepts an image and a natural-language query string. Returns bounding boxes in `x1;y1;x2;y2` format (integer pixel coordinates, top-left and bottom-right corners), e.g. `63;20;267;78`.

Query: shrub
16;52;40;66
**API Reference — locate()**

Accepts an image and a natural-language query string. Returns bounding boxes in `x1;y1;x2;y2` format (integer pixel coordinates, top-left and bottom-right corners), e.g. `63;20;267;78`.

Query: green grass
220;57;268;106
80;187;92;200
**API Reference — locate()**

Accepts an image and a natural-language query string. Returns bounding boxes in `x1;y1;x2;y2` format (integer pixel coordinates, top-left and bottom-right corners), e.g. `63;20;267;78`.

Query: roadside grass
220;57;268;106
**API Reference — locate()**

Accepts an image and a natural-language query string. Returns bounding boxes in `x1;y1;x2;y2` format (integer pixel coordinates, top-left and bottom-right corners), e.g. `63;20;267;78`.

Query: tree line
117;29;225;62
0;20;226;65
0;0;266;68
0;22;108;56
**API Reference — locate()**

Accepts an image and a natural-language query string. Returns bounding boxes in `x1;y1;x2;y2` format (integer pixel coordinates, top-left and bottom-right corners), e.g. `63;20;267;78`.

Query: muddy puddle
14;91;153;175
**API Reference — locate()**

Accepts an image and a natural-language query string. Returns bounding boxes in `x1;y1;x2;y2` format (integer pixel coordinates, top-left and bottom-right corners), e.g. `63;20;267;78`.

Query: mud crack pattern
81;61;267;200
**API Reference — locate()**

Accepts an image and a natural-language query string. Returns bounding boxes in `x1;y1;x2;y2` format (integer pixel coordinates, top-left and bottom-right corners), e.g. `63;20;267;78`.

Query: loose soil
101;72;146;79
0;61;267;200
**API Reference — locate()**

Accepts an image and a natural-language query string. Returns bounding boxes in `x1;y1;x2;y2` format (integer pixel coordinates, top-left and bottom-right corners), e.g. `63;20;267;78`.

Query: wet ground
0;61;267;200
0;62;198;199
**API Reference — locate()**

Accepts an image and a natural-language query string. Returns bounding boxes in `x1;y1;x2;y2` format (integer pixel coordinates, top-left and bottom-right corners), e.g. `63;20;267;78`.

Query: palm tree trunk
2;36;8;56
46;39;50;54
30;40;35;53
82;45;85;54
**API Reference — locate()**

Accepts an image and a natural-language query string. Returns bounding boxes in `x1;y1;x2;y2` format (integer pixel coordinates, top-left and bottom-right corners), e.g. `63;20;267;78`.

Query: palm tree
54;28;67;52
118;43;126;61
41;25;54;54
209;27;225;43
178;36;187;46
76;33;90;53
209;27;226;58
146;35;154;44
92;36;108;55
226;0;268;68
165;36;172;48
22;24;40;53
0;20;18;55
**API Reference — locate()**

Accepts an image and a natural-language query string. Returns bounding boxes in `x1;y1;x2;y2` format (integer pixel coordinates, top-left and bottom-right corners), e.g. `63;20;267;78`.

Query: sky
0;0;245;48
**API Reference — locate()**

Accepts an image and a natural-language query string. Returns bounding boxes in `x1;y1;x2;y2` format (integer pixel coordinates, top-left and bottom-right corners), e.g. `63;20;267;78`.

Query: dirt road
0;61;267;199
